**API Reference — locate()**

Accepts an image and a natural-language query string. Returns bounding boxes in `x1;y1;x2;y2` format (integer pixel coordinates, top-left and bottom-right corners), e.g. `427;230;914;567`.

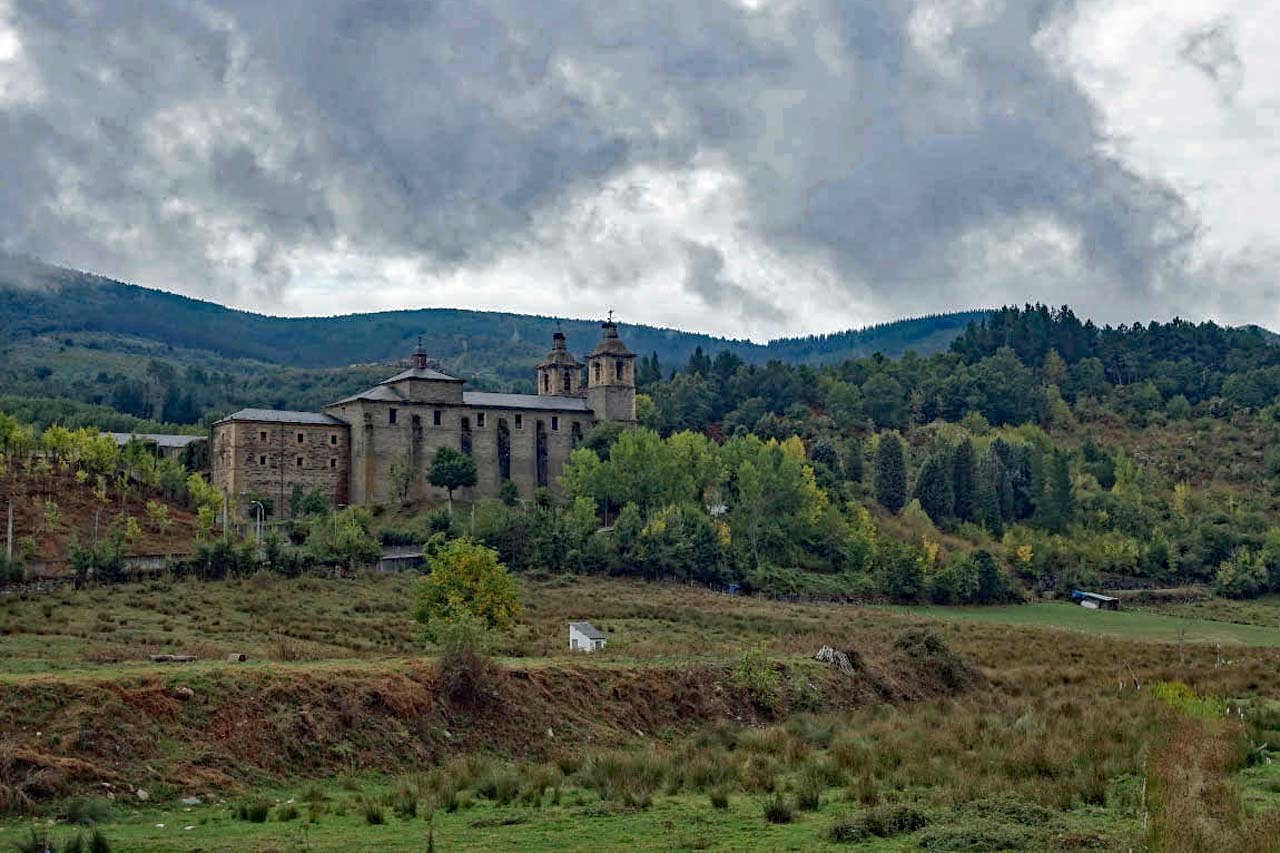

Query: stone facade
210;411;350;515
212;321;635;514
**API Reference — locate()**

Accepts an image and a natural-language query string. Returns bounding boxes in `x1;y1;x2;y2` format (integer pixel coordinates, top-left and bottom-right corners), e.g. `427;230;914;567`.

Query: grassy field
5;574;1280;850
892;601;1280;647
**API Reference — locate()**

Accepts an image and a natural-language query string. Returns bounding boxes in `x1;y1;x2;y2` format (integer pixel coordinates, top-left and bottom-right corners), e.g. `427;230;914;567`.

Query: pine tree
1045;450;1074;533
874;433;907;514
976;447;1005;535
844;436;864;483
951;438;976;523
911;452;953;523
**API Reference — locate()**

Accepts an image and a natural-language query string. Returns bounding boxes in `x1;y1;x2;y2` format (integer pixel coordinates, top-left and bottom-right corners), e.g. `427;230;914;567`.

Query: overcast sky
1;0;1277;341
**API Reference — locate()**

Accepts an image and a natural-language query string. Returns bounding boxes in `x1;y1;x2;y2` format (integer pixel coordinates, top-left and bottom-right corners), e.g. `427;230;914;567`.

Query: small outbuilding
569;621;606;652
1071;590;1120;611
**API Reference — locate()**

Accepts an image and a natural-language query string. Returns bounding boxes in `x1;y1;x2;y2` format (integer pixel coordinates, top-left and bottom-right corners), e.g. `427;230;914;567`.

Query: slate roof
463;391;591;412
382;366;462;384
570;621;606;640
106;433;205;449
329;384;406;405
215;408;346;426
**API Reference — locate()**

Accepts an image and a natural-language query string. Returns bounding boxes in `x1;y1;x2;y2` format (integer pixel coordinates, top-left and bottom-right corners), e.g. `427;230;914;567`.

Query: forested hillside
0;258;982;427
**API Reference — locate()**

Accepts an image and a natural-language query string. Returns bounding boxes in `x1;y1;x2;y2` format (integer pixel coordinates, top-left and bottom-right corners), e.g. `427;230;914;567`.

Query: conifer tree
1045;450;1074;533
951;437;976;522
911;452;953;523
874;433;907;513
844;436;864;483
976;447;1005;535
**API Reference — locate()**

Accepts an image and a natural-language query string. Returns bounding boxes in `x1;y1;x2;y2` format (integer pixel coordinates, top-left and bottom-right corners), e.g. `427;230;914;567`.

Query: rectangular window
476;412;485;427
296;456;304;467
433;410;442;426
515;414;523;430
615;360;623;381
297;432;304;444
551;416;559;431
258;454;266;466
389;408;398;424
259;430;267;442
330;433;337;445
329;458;337;469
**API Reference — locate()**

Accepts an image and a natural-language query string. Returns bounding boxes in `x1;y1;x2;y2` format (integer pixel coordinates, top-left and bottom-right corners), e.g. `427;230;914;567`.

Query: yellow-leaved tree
413;538;521;645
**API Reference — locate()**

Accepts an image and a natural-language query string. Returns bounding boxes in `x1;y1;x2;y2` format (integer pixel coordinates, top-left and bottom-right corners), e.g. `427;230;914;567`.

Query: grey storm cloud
0;0;1215;329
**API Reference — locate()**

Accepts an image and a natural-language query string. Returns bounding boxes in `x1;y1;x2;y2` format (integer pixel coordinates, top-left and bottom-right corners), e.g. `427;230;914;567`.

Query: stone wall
326;399;591;505
212;419;350;516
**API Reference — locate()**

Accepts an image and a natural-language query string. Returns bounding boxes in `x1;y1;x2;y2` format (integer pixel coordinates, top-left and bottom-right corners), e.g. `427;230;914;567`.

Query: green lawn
0;778;1134;853
889;602;1280;647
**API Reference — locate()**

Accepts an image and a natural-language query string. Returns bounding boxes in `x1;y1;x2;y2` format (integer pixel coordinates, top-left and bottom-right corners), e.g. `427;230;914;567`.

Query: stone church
211;320;636;514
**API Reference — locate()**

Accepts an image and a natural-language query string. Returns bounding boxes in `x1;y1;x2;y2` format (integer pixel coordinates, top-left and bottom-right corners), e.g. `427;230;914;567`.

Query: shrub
361;799;386;825
709;788;730;810
276;803;299;822
87;830;111;853
794;763;826;811
734;646;780;714
579;751;664;809
826;804;928;843
235;801;271;823
761;793;793;824
433;616;499;708
65;797;113;826
475;765;521;806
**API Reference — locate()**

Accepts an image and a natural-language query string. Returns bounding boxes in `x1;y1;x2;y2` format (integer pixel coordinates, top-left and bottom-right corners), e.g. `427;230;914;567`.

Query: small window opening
477;412;486;427
562;370;572;392
259;430;267;442
330;458;337;469
389;408;398;424
296;456;304;467
433;410;442;426
330;434;337;445
258;455;266;466
543;373;550;392
515;414;523;430
615;359;623;381
551;416;559;431
297;432;304;444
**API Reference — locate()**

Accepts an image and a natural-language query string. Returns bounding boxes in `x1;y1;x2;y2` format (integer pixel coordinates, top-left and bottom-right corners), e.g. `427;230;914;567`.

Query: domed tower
586;317;636;424
537;330;584;397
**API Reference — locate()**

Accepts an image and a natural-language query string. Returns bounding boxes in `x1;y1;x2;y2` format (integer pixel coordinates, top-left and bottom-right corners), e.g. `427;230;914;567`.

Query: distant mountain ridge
0;258;986;375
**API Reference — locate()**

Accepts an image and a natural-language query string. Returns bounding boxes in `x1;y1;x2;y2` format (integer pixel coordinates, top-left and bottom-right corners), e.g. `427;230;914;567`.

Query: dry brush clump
1146;714;1280;852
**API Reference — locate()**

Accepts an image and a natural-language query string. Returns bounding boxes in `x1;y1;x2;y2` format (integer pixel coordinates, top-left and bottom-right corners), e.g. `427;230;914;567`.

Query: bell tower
586;315;636;423
537;330;585;397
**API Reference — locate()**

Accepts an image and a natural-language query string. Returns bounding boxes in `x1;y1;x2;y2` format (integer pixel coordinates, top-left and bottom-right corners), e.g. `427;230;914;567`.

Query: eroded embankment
1;636;981;811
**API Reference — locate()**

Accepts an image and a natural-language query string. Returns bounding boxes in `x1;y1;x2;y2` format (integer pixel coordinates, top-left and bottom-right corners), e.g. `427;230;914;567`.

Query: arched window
615;359;624;381
543;372;550;392
593;362;601;382
562;370;572;392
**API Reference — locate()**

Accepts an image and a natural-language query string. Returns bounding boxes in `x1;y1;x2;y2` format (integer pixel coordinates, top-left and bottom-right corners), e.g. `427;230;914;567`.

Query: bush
361;799;386;825
235;801;271;823
433;616;499;709
579;751;664;809
794;762;826;811
826;804;928;843
65;797;113;826
276;803;299;822
734;646;780;714
761;793;793;824
709;788;730;810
